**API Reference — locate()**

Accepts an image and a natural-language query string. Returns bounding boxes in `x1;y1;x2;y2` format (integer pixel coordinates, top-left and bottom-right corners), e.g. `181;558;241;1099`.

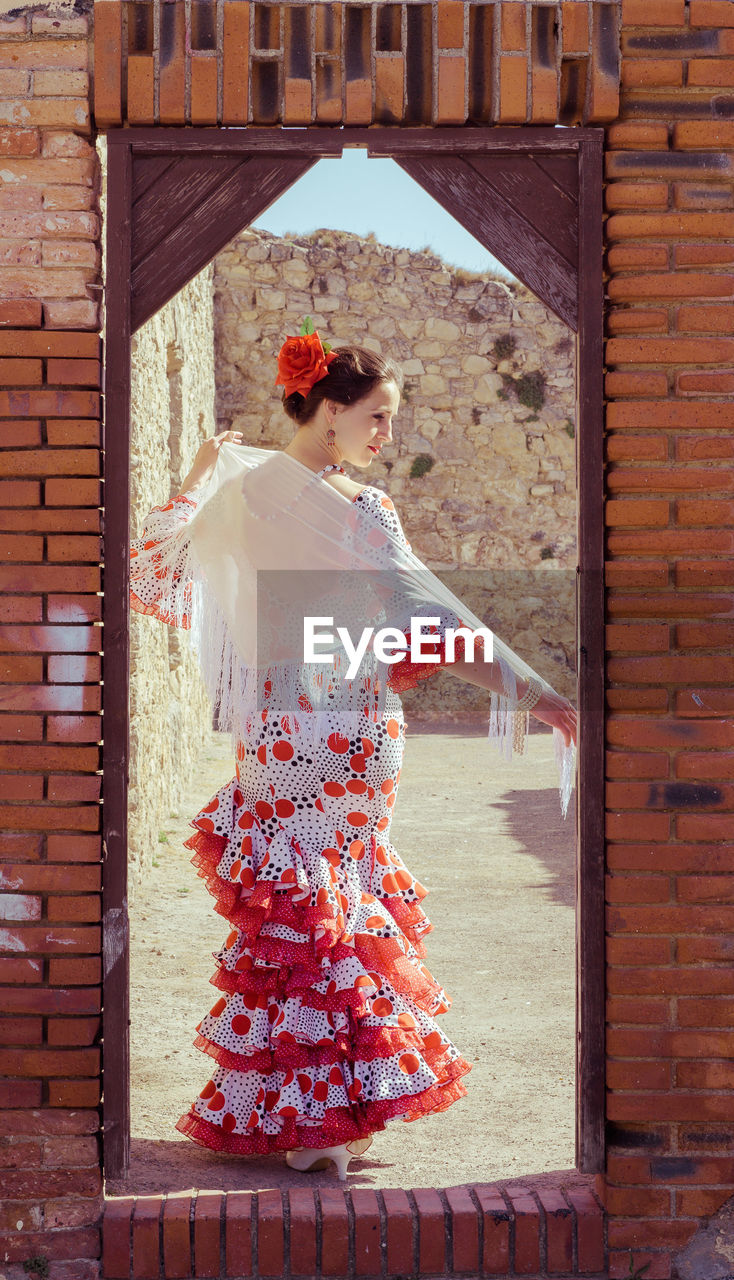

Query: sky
254;148;512;278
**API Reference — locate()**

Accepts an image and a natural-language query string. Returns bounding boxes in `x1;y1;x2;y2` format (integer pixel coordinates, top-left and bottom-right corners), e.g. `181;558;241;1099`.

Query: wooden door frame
103;125;604;1180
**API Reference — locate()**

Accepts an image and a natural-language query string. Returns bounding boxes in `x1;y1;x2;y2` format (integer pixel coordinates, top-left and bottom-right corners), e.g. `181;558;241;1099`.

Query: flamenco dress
130;473;473;1155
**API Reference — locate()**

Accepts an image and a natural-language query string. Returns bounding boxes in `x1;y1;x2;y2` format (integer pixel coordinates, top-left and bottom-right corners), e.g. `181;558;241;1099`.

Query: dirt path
107;723;577;1196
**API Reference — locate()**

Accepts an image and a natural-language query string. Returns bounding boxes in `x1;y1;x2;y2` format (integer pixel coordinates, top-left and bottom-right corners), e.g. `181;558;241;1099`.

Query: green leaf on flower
299;316;315;335
322;341;332;354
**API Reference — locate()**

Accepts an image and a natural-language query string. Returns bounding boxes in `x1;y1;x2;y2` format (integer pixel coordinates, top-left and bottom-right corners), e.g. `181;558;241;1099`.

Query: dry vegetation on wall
213;227;578;707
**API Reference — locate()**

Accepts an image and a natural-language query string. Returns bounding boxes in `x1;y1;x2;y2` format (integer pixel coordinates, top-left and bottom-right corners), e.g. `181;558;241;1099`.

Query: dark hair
281;344;404;426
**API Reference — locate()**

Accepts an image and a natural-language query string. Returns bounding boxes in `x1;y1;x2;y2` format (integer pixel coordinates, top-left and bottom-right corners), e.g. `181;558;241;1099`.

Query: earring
327;422;336;444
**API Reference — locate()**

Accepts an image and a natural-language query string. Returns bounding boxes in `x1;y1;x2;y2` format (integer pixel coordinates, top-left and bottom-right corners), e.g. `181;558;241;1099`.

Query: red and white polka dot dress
130;478;472;1154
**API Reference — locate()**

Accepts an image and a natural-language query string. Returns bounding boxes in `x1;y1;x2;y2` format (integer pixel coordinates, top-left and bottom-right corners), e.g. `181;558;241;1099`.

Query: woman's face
327;381;401;469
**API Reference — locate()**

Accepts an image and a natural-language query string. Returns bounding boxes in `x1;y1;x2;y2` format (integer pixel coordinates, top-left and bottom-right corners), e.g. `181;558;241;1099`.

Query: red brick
676;1188;732;1217
608;212;734;240
474;1185;510;1275
0;1046;99;1078
438;1;465;49
608;336;734;364
621;60;682;89
374;54;404;127
47;716;102;744
605;498;670;526
607;935;672;964
46;358;100;386
352;1187;381;1277
224;1192;252;1277
0;1222;100;1261
283;77;312;126
48;957;101;985
0;1016;42;1045
609;464;734;491
222;2;249;124
0;334;99;361
0;448;99;477
193;1190;222;1280
678;303;734;333
606;812;672;841
606;875;671;904
191;54;218;126
257;1189;284;1278
127;55;155;127
383;1188;412;1276
677;498;734;526
0;420;42;447
288;1187;317;1277
690;0;734;23
437;55;465;124
47;596;102;623
607;244;669;270
606;623;670;652
622;0;686;21
162;1191;192;1280
678;1063;734;1090
608;306;668;333
132;1195;161;1280
0;358;42;384
677;371;734;394
607;401;734;432
47;1016;101;1046
47;895;101;923
562;0;588;53
609;272;734;300
0;988;99;1017
505;1186;540;1274
345;79;372;125
320;1187;349;1277
0;301;43;327
0;956;42;984
689;59;734;87
0;479;40;505
446;1185;479;1273
537;1187;573;1274
45;478;101;506
48;1079;100;1108
47;834;101;862
413;1186;445;1276
46;418;100;446
0;1078;42;1107
605;371;669;397
605;1185;672;1216
674;126;734;155
499;55;527;122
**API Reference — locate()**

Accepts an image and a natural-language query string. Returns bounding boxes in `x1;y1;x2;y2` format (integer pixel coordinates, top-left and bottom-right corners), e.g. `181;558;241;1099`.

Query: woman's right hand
531;689;577;748
177;429;244;496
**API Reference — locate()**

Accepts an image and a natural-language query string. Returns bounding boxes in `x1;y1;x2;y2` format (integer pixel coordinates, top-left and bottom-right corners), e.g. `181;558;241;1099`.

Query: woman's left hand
531;690;577;748
177;429;244;497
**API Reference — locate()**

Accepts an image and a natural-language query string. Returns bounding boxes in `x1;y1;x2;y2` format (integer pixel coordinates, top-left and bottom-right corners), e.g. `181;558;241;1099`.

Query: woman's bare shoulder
321;473;369;502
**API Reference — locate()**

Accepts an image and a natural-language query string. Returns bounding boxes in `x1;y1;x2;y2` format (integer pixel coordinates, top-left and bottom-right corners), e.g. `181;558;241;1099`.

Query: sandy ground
106;723;578;1196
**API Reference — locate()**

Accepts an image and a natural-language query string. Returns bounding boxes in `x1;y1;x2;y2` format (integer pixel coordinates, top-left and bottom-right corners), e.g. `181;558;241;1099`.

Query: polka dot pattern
132;482;472;1155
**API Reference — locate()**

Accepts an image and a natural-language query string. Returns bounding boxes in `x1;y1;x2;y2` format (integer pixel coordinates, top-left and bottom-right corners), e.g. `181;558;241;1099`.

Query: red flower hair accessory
275;316;337;398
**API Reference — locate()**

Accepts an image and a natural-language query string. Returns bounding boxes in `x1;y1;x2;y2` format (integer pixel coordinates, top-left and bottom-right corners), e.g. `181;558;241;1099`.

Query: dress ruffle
175;773;472;1153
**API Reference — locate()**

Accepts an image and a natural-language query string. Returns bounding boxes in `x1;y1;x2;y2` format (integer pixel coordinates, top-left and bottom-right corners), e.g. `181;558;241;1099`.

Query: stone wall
213;228;577;713
128;266;216;899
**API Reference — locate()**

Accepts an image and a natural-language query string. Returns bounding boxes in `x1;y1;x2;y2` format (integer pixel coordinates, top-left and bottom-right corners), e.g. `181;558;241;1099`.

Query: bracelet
514;676;544;713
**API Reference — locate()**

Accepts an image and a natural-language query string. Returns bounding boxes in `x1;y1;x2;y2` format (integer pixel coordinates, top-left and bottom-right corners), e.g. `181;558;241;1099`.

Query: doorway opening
101;127;604;1187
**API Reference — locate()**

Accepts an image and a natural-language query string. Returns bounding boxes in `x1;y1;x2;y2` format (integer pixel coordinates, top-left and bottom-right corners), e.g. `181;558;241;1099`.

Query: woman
130;334;577;1180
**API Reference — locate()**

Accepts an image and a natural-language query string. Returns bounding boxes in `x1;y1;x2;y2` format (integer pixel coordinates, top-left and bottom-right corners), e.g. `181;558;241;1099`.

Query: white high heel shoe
285;1135;373;1181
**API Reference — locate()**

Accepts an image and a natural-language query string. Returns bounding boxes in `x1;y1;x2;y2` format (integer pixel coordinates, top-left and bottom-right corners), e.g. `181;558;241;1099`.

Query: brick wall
0;1;733;1277
605;1;734;1276
0;5;103;1277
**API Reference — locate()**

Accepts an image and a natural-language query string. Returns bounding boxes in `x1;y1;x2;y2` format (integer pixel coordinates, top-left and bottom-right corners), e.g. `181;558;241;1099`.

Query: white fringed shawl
131;443;576;818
